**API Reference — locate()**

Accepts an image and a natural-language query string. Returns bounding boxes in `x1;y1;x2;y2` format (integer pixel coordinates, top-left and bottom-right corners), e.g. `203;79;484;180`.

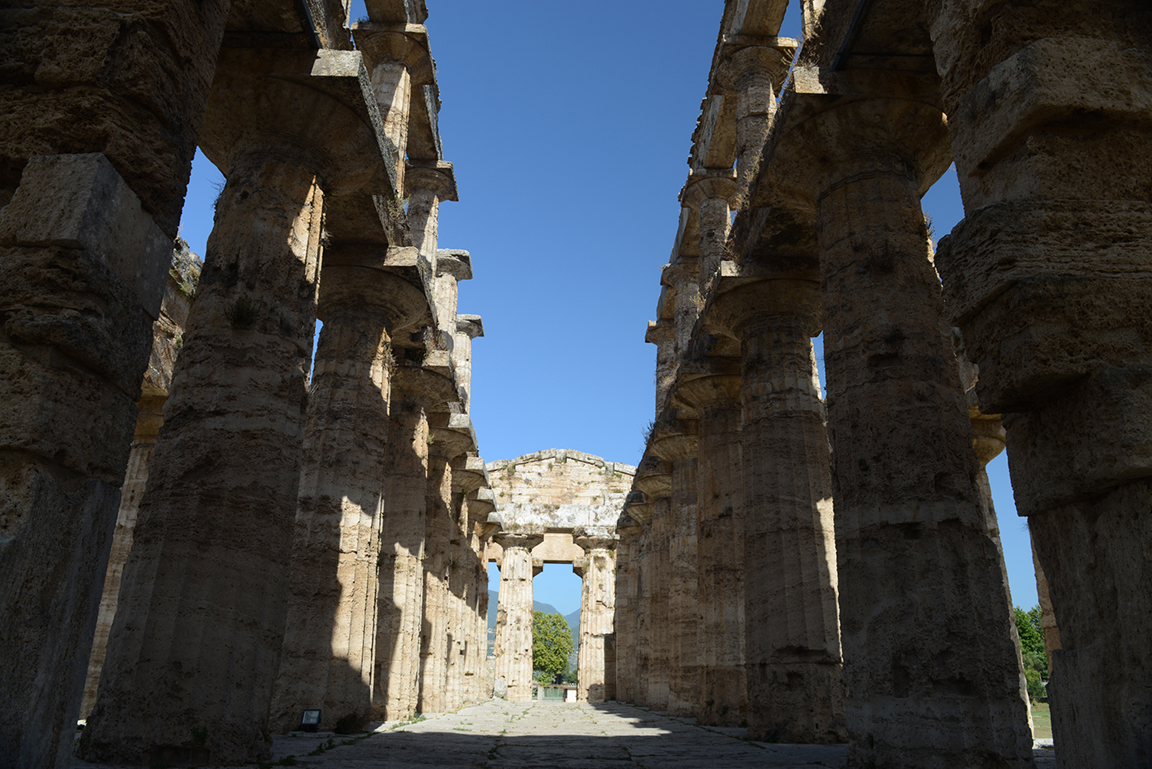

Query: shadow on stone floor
70;700;1058;769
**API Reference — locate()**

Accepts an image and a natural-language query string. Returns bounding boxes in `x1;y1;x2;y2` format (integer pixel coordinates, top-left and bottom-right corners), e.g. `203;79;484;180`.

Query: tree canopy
1015;605;1048;702
532;610;574;682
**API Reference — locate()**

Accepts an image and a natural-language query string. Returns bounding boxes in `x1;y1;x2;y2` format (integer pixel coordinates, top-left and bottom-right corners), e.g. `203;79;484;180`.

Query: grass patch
1031;701;1052;740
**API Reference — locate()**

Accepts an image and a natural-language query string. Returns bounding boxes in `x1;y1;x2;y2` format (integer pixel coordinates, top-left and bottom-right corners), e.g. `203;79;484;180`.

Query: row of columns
617;4;1059;766
0;3;500;766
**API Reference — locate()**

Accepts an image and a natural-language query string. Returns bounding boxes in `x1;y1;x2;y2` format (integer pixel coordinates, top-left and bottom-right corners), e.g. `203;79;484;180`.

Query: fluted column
710;278;844;743
650;425;701;717
373;368;434;721
406;162;457;262
715;45;788;202
613;515;642;705
646;320;676;411
928;9;1152;765
787;96;1034;767
683;175;737;295
419;440;455;714
80;395;165;718
493;530;544;702
269;259;428;733
647;495;673;711
676;373;746;726
574;530;618;703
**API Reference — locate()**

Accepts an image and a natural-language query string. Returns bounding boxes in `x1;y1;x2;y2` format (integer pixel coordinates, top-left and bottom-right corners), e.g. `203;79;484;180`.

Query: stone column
574;529;618;703
927;9;1152;765
684;175;737;296
354;24;433;197
454;315;484;411
493;530;544;702
418;434;454;715
647;495;673;711
406;162;458;264
373;367;435;721
650;424;701;717
709;278;844;743
82;49;395;765
79;394;163;719
716;46;787;202
613;515;642;705
675;372;746;726
269;255;429;733
790;97;1034;766
631;454;670;709
0;5;228;758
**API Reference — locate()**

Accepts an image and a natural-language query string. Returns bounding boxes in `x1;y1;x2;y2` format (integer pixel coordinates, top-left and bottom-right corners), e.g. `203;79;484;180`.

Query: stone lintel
199;48;397;198
0;153;171;320
723;0;789;38
789;65;941;110
436;249;473;281
364;0;428;25
646;319;674;346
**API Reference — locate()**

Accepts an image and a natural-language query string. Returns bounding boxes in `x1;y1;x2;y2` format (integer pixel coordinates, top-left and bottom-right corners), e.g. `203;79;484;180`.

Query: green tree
532;611;574;682
1015;605;1048;701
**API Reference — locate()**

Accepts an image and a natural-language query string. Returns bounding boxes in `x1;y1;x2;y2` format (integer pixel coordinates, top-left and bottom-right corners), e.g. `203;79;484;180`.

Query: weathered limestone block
270;262;429;734
786;95;1033;767
710;278;845;744
675;371;747;726
650;424;702;718
574;530;618;703
0;0;231;236
493;530;544;702
613;516;642;706
373;367;436;721
928;11;1152;764
83;47;395;765
83;247;197;718
0;152;170;768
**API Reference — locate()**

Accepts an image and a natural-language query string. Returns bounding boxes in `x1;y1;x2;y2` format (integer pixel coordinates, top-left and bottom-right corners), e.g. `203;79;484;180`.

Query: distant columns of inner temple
928;8;1152;766
493;530;545;702
787;96;1034;766
574;529;618;703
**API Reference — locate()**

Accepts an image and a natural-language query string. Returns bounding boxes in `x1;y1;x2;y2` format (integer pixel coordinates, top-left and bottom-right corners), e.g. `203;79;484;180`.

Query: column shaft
696;400;746;726
83;153;325;765
373;397;428;721
493;537;540;702
818;166;1033;767
418;453;453;714
81;395;164;718
668;455;700;716
741;319;844;743
269;308;393;732
576;544;617;703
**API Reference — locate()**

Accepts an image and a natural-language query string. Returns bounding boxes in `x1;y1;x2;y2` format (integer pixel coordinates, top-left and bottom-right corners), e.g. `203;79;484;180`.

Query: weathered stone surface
492;530;544;703
574;534;618;703
82;150;327;765
0;152;161;767
808;101;1033;766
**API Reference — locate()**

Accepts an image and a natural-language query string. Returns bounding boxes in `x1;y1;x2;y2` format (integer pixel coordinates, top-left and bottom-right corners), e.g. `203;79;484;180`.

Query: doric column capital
405;160;458;202
352;23;434;84
675;372;743;412
681;172;738;210
616;513;644;539
428;413;476;460
457;314;484;339
649;419;700;462
708;278;822;340
450;454;488;493
715;43;793;95
436;249;472;281
777;96;951;204
496;527;544;551
574;526;618;554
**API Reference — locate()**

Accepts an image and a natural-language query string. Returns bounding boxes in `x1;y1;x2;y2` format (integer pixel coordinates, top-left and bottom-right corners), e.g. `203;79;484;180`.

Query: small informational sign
300;709;322;733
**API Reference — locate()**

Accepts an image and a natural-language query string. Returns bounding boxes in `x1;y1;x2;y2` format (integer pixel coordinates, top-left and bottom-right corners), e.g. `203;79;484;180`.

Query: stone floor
72;700;1059;768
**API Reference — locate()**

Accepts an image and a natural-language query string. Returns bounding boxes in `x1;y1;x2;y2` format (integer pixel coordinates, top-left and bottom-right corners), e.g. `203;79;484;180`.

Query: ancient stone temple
486;450;635;704
619;1;1152;767
1;0;1149;767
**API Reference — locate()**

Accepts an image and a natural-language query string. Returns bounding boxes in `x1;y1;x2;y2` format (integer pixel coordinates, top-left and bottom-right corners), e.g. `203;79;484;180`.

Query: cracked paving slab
71;699;1056;768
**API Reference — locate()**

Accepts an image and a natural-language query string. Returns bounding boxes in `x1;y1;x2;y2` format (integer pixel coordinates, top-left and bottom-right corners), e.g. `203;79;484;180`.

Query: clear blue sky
177;0;1039;620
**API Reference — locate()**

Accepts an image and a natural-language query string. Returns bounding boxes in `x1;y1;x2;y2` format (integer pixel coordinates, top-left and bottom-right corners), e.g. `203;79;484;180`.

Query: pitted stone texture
492;535;542;703
487;449;635;531
82;155;326;766
817;157;1033;768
